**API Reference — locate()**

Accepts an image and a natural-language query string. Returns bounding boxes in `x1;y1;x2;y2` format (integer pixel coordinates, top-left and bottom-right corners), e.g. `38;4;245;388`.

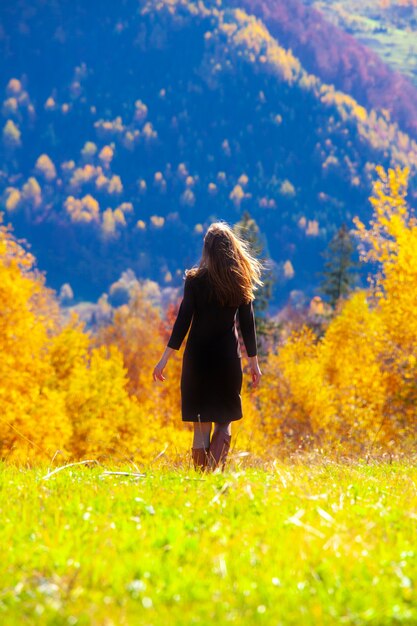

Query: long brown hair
185;221;265;307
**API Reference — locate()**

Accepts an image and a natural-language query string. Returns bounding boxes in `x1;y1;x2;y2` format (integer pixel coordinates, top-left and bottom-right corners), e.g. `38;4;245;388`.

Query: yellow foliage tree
353;165;417;442
251;165;417;456
0;213;151;465
2;119;21;149
35;154;57;182
0;214;73;464
95;285;192;457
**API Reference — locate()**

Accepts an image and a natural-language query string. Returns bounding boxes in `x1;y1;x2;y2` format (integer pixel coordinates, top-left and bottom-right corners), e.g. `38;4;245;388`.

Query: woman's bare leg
192;421;212;449
191;421;212;471
213;421;231;437
208;421;232;471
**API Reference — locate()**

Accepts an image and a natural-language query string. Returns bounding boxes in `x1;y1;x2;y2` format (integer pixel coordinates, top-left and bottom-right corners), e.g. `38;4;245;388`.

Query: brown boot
207;431;231;472
191;447;209;472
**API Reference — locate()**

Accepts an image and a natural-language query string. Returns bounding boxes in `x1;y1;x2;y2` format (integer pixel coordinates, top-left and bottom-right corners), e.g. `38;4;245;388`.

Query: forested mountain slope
1;0;416;308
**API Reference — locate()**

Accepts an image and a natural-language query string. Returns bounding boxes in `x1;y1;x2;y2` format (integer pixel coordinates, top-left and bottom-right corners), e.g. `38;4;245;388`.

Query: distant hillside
235;0;417;139
1;0;417;309
304;0;417;88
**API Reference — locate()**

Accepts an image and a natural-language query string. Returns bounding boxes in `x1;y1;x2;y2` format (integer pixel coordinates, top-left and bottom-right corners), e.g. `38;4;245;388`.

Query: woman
152;221;263;472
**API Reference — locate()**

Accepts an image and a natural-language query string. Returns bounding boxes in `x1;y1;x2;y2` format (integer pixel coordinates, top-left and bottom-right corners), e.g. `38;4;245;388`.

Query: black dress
167;272;258;423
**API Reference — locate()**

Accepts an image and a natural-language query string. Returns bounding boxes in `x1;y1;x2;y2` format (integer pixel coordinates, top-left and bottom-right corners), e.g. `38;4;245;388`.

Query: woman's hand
248;355;262;388
153;358;167;382
153;346;175;382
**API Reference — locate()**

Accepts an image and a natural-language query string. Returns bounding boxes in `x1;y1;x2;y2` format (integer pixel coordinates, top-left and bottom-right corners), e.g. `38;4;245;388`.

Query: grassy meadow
1;455;416;626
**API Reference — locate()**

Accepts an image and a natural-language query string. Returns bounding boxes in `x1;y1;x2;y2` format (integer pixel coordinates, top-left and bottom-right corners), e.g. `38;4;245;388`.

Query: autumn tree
0;212;73;463
93;282;192;455
0;211;152;465
258;166;417;455
353;165;417;443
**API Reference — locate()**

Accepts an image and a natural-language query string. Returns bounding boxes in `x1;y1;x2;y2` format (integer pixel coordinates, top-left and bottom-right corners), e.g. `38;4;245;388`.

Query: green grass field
1;457;416;625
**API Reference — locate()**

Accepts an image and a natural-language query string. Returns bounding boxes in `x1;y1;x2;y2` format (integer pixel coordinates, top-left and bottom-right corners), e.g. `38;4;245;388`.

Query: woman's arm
153;346;176;382
167;276;195;350
237;300;257;357
238;300;262;387
247;354;262;388
153;277;195;382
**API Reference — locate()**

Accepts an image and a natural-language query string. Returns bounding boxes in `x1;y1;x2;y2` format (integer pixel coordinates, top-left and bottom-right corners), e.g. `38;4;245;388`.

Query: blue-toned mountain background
1;0;416;313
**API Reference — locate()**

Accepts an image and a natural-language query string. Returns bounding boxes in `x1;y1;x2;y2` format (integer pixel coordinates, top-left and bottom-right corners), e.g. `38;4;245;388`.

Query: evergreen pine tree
318;223;361;310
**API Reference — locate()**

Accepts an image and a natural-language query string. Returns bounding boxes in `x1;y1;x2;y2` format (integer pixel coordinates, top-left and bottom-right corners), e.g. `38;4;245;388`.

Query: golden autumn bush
353;166;417;445
93;290;193;458
246;165;416;457
0;213;194;466
0;217;72;463
0;215;150;465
